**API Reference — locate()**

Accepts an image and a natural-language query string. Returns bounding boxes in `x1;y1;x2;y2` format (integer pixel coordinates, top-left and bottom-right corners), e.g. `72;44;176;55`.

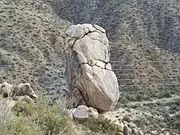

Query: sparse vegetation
1;99;71;135
83;118;118;135
0;0;180;134
0;98;120;135
3;117;43;135
118;86;180;105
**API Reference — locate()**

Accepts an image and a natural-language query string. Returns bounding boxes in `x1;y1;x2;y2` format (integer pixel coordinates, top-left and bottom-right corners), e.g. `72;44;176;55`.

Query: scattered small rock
123;115;132;122
116;122;124;133
77;105;89;111
164;131;170;135
88;107;99;118
116;132;124;135
132;128;138;135
0;82;13;97
0;82;38;101
128;122;136;128
15;83;38;100
138;130;144;135
72;105;99;120
73;107;89;121
150;130;158;135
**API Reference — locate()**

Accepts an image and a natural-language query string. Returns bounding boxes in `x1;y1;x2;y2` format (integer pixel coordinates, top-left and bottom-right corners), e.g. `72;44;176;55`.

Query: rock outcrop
0;82;13;98
73;105;89;121
67;105;99;120
0;82;38;101
66;24;119;112
14;83;38;100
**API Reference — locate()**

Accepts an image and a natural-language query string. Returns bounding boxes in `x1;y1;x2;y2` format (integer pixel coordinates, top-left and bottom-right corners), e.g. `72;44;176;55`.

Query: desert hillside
0;0;70;100
51;0;180;95
0;0;180;135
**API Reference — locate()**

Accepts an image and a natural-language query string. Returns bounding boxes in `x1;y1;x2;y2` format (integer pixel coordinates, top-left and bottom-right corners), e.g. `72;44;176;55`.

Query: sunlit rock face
66;24;119;112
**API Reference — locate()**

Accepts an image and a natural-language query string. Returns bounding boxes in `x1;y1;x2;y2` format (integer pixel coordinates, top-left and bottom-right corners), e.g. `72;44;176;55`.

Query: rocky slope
0;0;70;100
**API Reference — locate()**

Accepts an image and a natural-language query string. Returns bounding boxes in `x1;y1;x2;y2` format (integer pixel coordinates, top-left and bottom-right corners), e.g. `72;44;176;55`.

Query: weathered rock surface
71;105;99;120
66;24;119;112
73;109;89;121
0;82;37;100
88;107;99;118
0;82;13;97
15;83;38;100
72;105;89;121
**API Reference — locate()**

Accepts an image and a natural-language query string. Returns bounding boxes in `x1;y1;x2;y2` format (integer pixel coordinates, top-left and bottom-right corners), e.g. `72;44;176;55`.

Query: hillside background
51;0;180;94
0;0;180;134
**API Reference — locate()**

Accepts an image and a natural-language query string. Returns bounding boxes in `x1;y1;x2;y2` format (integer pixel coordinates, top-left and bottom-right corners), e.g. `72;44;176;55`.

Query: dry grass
0;96;119;135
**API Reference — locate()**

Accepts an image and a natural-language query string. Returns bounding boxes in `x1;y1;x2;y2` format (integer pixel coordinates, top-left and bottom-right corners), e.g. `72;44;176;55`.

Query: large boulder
66;24;119;112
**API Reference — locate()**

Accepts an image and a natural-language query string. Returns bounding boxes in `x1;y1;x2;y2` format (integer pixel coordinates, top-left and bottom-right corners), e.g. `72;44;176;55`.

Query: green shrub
11;117;43;135
0;116;43;135
12;99;71;135
83;118;118;135
153;86;180;99
133;117;149;128
12;101;37;116
36;109;70;135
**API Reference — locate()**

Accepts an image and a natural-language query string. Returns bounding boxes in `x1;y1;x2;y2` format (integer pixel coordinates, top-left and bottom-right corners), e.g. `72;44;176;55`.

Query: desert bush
12;101;37;116
11;99;72;135
83;117;118;135
36;106;70;135
133;117;149;128
2;98;121;135
153;86;180;99
9;117;43;135
172;112;180;130
0;115;43;135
